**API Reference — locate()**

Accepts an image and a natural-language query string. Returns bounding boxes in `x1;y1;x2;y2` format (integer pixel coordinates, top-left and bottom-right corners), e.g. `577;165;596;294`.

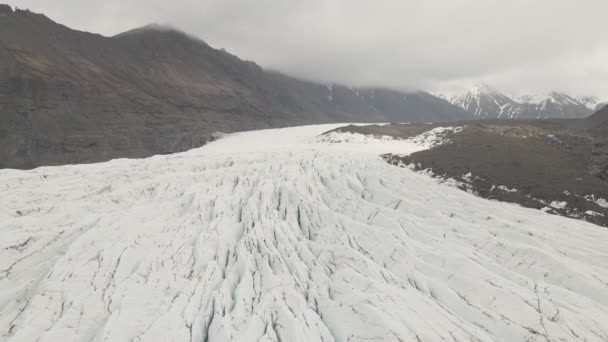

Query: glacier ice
1;124;608;342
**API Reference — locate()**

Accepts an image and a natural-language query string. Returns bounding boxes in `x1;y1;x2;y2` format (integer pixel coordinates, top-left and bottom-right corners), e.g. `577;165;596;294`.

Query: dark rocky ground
328;116;608;227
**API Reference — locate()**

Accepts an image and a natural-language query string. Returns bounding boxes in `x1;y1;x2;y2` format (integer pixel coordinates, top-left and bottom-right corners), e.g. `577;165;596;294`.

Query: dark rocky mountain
0;5;469;169
587;104;608;180
589;104;608;124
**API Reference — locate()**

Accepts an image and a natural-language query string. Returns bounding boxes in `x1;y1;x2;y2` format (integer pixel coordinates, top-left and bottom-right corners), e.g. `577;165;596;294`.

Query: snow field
1;124;608;341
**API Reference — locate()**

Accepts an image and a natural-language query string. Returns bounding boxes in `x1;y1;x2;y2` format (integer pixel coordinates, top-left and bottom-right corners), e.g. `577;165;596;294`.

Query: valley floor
1;125;608;342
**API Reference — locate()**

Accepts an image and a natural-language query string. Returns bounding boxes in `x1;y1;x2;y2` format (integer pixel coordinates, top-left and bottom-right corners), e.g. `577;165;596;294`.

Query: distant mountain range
0;4;606;169
437;84;606;119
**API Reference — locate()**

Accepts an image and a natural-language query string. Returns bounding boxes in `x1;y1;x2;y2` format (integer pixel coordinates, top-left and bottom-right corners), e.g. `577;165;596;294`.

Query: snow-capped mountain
579;96;607;111
439;84;523;119
2;124;608;341
440;85;606;119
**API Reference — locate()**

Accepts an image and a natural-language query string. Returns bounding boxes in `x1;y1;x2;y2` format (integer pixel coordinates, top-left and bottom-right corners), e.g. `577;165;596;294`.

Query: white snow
2;124;608;342
497;185;518;193
462;172;473;182
406;126;463;149
316;131;398;145
579;96;606;111
549;201;568;209
442;86;605;119
596;198;608;209
316;126;460;151
584;195;608;209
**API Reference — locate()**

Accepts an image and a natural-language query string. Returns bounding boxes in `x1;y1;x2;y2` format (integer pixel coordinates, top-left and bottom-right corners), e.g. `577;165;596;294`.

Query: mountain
2;124;608;341
589;103;608;124
440;84;605;119
525;92;605;118
0;5;469;169
439;84;523;119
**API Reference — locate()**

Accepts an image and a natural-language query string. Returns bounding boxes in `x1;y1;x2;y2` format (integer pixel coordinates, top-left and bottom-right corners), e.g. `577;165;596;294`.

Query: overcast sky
7;0;608;97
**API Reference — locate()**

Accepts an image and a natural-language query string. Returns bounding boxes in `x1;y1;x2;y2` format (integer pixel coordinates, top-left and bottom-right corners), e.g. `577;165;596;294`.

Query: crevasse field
1;124;608;342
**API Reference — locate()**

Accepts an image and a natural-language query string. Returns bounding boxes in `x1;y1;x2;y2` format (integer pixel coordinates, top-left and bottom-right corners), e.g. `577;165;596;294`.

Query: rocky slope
589;103;608;124
0;5;469;169
587;105;608;181
337;115;608;226
440;84;605;119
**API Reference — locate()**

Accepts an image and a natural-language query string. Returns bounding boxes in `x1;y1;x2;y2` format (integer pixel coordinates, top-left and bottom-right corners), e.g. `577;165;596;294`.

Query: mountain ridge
0;4;471;169
1;5;605;169
439;84;606;119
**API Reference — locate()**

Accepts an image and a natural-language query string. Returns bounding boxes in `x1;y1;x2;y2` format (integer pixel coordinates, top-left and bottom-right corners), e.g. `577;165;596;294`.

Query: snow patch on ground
497;185;518;193
317;126;461;151
550;201;568;209
316;125;461;156
316;131;396;144
406;126;463;149
595;197;608;209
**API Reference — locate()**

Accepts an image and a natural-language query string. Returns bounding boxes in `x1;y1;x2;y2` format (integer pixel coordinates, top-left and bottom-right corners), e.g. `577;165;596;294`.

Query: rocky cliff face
0;6;469;169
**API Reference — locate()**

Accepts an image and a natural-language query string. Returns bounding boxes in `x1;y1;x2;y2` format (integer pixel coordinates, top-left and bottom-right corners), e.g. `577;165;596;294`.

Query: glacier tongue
1;124;608;342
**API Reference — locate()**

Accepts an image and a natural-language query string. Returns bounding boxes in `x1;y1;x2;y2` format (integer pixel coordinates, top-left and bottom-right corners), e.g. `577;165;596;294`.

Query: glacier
1;124;608;342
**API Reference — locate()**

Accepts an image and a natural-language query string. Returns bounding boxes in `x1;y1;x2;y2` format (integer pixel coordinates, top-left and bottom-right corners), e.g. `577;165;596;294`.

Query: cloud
7;0;608;96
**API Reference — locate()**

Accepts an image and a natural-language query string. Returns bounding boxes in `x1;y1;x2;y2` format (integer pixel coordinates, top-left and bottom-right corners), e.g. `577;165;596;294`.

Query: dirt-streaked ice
1;124;608;342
